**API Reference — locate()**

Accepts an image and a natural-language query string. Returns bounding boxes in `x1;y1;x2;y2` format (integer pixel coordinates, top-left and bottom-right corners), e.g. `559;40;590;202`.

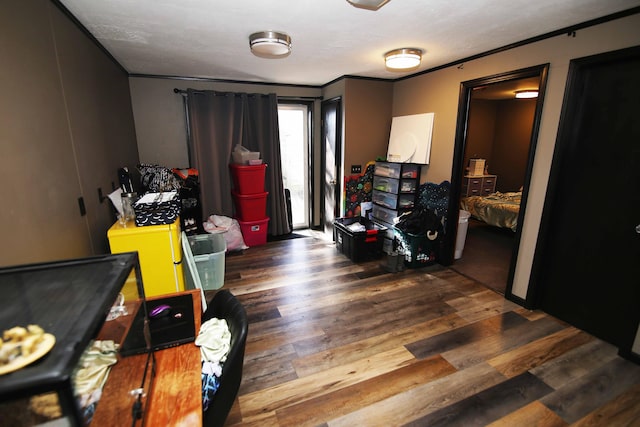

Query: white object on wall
387;112;434;164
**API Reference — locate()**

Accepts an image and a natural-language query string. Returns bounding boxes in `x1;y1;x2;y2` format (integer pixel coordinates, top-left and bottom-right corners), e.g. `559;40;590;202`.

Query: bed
460;191;521;232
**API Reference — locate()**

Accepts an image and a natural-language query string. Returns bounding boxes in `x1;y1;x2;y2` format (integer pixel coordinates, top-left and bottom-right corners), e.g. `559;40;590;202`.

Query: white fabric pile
203;215;248;250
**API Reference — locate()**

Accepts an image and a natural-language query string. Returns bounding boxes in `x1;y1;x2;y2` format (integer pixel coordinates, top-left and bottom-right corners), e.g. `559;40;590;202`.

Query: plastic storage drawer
372;190;398;209
398;194;416;209
400;164;419;179
372;204;400;225
400;179;417;193
373;176;400;194
374;162;401;179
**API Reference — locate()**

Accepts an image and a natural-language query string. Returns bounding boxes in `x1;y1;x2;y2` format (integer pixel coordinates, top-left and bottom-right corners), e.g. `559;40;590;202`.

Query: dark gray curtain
186;89;291;235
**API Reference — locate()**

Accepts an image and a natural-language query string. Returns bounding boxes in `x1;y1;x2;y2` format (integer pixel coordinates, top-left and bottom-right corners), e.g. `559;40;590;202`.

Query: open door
321;97;342;235
445;64;549;302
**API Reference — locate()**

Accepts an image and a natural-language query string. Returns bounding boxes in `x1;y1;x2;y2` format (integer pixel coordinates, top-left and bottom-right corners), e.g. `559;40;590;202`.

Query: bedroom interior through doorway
445;64;549;300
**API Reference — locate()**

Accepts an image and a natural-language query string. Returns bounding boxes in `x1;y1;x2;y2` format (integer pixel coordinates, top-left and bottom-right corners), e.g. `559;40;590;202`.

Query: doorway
278;102;311;229
445;65;550;300
321;97;342;235
531;46;640;358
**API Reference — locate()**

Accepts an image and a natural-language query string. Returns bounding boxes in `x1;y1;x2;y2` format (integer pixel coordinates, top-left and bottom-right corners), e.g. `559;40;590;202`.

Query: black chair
201;290;248;427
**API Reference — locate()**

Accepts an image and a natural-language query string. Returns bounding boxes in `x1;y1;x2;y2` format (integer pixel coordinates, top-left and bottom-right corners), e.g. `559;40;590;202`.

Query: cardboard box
468;158;486;176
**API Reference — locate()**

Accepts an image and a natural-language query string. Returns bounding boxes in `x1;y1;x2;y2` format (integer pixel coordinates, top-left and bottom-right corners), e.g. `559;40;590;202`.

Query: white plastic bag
203;215;248;251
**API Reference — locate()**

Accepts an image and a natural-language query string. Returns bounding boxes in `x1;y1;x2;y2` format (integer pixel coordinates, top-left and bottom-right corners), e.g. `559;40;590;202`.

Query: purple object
150;304;171;318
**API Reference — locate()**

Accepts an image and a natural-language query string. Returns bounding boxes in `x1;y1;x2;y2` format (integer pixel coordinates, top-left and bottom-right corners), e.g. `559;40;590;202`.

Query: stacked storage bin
229;163;269;246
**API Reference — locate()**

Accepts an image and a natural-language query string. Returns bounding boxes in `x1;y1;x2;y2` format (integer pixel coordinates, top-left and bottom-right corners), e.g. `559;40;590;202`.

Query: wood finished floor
208;236;640;427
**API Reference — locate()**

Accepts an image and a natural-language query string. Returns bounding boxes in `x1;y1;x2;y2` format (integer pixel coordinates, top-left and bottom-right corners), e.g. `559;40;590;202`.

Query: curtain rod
173;88;322;100
173;88;274;98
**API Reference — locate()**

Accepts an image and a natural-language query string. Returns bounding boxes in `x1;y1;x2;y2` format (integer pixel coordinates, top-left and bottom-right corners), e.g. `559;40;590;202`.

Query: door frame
444;64;550;303
320;97;342;232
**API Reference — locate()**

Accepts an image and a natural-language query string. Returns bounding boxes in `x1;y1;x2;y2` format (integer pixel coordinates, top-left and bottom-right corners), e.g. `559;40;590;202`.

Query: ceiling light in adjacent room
347;0;391;10
250;31;292;58
385;48;422;70
515;90;539;99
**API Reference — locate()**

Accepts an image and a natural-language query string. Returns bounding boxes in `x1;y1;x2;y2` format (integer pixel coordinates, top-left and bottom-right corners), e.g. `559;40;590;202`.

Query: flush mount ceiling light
515;90;539;99
249;31;292;58
385;48;422;70
347;0;391;10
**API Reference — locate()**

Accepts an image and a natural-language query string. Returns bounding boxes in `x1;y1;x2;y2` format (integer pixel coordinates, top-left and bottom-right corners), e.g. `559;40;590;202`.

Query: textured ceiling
58;0;640;86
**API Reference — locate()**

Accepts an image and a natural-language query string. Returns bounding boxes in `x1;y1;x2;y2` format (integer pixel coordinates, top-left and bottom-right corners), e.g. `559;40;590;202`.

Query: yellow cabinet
108;218;185;297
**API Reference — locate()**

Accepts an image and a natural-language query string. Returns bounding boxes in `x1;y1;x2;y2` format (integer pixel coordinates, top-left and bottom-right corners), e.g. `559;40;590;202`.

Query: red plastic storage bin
229;163;267;194
238;217;269;247
232;191;269;221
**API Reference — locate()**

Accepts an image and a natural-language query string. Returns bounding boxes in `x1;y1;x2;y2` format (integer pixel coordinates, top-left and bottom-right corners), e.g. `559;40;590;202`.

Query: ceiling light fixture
385;48;422;70
346;0;391;10
249;31;291;58
515;90;539;99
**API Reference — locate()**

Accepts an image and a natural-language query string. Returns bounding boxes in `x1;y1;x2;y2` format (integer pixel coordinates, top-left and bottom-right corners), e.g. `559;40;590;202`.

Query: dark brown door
533;46;640;355
321;98;342;233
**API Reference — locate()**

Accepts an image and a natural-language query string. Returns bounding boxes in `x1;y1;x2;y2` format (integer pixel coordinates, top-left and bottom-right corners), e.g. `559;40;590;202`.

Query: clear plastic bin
183;232;226;291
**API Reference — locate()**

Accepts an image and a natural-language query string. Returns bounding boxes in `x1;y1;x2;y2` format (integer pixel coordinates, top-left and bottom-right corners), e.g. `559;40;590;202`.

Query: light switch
351;165;362;174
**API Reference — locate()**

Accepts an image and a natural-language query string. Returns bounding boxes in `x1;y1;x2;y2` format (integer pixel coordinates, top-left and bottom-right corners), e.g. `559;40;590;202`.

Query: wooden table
91;289;203;426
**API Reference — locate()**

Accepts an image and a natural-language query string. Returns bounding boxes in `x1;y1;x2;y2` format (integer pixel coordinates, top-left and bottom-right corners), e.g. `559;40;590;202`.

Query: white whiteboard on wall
387;112;434;164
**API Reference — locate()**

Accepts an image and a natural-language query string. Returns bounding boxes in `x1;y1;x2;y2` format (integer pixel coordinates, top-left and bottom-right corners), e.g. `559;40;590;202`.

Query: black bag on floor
395;207;442;236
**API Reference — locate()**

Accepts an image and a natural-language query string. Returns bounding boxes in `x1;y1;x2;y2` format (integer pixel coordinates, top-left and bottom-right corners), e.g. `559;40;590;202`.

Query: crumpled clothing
22;341;118;425
197;318;230;412
72;340;119;424
201;371;220;412
202;361;223;377
195;317;231;364
73;340;118;403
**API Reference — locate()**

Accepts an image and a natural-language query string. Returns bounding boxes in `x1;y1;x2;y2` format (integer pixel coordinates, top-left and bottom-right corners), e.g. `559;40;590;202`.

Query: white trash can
454;210;471;259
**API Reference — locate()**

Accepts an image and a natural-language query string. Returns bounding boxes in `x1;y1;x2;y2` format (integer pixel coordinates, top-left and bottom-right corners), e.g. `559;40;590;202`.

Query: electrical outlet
351;164;362;174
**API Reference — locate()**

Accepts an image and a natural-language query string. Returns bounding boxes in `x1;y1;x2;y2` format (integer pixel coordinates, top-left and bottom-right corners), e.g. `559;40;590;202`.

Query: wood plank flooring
207;235;640;427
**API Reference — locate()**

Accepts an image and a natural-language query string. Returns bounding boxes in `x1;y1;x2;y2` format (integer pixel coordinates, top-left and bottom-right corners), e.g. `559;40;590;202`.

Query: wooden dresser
461;174;497;197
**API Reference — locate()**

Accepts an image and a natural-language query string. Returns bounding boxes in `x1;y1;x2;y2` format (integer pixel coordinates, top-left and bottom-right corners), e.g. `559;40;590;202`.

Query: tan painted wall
465;100;497;174
317;78;393;216
492;99;536;192
391;13;640;299
343;79;394;172
464;98;534;192
0;0;139;266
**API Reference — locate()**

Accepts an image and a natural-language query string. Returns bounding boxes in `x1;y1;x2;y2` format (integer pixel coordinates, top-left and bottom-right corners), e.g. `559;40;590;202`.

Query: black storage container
334;217;387;262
